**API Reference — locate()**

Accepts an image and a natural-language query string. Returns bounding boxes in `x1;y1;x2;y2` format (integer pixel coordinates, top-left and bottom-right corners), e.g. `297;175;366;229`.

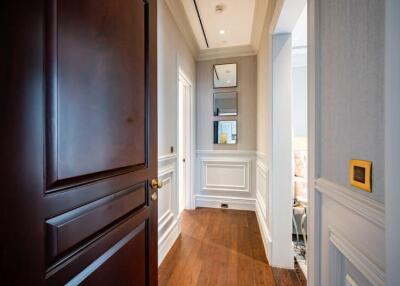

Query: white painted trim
385;0;400;284
158;217;181;266
195;195;256;211
250;0;270;51
164;0;199;56
158;210;174;231
315;178;385;229
255;194;272;262
269;0;285;34
200;159;251;193
196;45;256;61
329;227;385;286
158;153;177;164
158;164;175;177
197;150;257;156
177;67;196;210
345;275;359;286
307;0;319;284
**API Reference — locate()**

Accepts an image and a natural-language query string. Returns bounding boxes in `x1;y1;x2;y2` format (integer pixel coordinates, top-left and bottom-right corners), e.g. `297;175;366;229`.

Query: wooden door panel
1;0;157;284
45;210;149;285
45;184;146;264
47;0;147;187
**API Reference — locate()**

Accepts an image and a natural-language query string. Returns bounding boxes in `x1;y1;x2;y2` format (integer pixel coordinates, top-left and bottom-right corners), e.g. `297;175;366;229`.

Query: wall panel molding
200;159;251;193
157;155;179;265
315;178;385;229
329;227;385;286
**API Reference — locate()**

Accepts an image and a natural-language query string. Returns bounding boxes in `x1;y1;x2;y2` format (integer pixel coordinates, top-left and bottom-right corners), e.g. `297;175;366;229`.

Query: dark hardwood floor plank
159;208;304;286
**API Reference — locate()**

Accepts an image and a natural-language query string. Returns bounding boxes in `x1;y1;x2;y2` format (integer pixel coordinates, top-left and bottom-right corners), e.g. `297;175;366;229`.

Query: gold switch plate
349;159;372;192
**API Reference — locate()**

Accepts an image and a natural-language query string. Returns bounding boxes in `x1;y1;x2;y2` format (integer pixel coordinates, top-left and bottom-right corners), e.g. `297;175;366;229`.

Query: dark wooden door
0;0;158;285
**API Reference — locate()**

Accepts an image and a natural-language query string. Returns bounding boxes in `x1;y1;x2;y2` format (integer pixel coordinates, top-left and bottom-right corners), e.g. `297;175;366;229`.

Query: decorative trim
196;45;257;61
250;0;270;51
329;227;385;286
255;194;272;262
256;191;267;220
197;150;257;156
158;210;174;232
256;159;268;175
195;194;256;211
158;217;181;266
200;159;251;193
315;178;385;229
158;153;177;164
164;0;199;56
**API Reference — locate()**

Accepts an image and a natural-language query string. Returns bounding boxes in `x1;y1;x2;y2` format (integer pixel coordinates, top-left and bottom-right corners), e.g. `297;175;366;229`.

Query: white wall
255;0;277;264
157;0;196;265
270;33;294;269
292;65;307;138
385;0;400;284
195;56;257;210
311;0;386;284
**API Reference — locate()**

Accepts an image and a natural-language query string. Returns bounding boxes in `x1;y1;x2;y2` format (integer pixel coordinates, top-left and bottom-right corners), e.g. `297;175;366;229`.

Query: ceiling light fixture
219;30;225;35
215;4;224;14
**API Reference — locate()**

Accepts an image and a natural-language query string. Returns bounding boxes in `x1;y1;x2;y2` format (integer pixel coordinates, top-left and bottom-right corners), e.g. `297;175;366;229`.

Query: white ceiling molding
272;0;306;34
164;0;199;56
250;0;269;51
196;45;256;61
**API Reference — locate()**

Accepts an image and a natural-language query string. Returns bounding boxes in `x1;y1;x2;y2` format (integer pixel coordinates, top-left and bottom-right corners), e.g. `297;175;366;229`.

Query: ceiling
181;0;257;50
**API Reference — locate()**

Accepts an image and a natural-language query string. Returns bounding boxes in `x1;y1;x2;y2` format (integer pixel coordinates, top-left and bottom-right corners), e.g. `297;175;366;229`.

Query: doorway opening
178;70;194;216
271;0;308;280
291;4;308;279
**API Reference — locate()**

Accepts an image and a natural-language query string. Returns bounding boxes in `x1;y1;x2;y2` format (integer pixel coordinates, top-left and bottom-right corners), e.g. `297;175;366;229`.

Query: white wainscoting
255;152;272;262
157;153;180;266
316;178;385;286
195;150;256;210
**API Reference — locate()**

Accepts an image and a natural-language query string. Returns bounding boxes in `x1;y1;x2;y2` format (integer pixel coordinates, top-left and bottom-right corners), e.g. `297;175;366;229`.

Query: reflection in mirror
214;92;238;116
213;121;237;144
213;63;237;88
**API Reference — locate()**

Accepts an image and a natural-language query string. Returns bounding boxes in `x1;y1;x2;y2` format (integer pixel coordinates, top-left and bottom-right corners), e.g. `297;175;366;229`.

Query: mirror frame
213;63;238;89
213;120;237;145
213;91;238;116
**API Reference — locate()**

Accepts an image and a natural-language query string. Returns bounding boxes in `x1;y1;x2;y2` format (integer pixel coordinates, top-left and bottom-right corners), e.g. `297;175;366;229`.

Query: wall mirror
213;121;237;144
213;63;237;88
213;92;238;116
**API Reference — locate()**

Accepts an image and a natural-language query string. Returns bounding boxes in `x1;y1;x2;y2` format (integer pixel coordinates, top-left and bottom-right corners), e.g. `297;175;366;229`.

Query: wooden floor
159;208;304;286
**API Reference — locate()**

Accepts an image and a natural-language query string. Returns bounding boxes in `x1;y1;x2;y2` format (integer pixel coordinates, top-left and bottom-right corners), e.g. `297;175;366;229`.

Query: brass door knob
151;178;162;189
151;192;158;201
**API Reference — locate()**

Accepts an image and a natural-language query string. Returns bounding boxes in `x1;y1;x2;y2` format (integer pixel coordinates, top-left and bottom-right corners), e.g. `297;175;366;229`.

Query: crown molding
250;0;270;51
164;0;199;57
196;45;257;61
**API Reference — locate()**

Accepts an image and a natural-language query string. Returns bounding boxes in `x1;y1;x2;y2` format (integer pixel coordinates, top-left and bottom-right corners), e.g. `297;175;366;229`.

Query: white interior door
178;73;191;215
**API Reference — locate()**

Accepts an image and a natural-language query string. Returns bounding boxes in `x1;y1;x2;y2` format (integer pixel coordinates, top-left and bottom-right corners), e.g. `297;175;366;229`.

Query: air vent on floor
220;203;228;208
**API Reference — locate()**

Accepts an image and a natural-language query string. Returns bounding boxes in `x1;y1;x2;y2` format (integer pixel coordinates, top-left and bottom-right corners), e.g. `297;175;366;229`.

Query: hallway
159;208;304;286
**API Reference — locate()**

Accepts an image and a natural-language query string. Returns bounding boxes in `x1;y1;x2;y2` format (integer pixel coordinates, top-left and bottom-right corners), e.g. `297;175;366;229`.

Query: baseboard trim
158;217;181;266
195;194;256;211
255;195;272;262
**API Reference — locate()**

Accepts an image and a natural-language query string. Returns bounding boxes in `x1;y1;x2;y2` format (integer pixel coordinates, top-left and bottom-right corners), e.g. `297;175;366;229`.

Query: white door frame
307;0;319;284
177;68;195;214
269;0;308;270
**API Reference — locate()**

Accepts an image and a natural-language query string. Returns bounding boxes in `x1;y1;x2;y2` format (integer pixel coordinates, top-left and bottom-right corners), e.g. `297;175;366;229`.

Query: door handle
150;178;162;189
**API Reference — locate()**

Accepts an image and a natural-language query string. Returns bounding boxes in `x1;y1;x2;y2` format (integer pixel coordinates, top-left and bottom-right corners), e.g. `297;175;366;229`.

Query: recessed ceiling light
219;30;225;35
215;4;224;14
